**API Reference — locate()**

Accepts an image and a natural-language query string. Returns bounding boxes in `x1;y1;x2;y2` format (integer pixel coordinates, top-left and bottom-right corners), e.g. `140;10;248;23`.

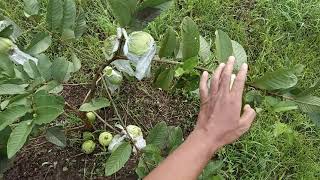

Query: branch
153;57;213;72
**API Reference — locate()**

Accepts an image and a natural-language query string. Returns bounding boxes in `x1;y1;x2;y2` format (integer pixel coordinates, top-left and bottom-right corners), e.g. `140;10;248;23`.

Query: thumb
239;104;256;130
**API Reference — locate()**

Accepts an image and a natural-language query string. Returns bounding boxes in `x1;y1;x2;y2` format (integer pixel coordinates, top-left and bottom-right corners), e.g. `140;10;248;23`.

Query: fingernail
203;71;208;76
241;63;248;70
228;56;235;63
220;63;225;67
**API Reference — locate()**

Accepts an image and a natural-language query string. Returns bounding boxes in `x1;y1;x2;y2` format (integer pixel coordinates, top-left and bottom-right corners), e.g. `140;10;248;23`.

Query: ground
2;0;320;179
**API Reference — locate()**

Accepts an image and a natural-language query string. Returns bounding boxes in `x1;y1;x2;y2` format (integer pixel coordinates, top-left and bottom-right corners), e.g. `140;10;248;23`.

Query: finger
239;104;256;129
231;63;248;97
219;56;235;92
210;63;225;95
199;71;209;102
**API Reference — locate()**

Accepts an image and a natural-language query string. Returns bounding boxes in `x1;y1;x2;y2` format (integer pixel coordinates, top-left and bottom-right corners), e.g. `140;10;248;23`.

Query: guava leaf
253;69;298;90
182;57;199;73
46;0;63;31
154;67;175;91
159;26;177;58
79;97;110;112
215;30;233;62
23;0;39;17
0;54;15;77
0;25;14;38
181;17;200;60
105;142;132;176
36;54;52;81
74;8;87;39
108;0;137;27
26;32;52;56
51;57;70;83
7;120;34;159
231;40;247;72
33;90;65;125
23;60;41;79
272;101;298;112
139;0;172;9
293;96;320;113
61;0;76;40
0;105;29;131
45;126;66;147
71;52;81;72
199;36;212;62
168;126;183;152
146;121;168;149
0;84;28;95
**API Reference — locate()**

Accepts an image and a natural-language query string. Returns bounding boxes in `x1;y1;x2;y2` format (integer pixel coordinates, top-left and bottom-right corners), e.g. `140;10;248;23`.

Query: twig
63;83;90;86
93;112;121;134
153;57;213;72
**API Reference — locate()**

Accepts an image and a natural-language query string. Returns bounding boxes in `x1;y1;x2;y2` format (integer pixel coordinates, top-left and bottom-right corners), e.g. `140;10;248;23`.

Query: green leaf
61;0;76;40
45;126;66;147
139;0;172;9
7;120;34;159
0;127;12;174
146;121;168;149
272;101;298;112
33;90;65;125
199;160;223;180
46;0;63;31
74;8;87;39
0;84;28;95
108;0;137;27
51;57;70;82
273;122;293;137
23;60;41;79
293;96;320;113
71;52;81;72
168;126;183;151
231;40;247;72
199;36;212;62
159;26;177;58
37;80;63;94
26;32;52;56
0;54;15;77
154;67;175;91
0;25;14;38
182;57;199;73
308;112;320;127
215;30;233;62
297;79;320;97
23;0;39;17
253;69;298;90
105;142;132;176
181;17;200;60
36;54;52;81
79;97;110;112
0;105;29;131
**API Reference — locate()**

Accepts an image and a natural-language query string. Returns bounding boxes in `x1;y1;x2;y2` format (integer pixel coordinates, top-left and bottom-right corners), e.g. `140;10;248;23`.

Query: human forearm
144;130;219;180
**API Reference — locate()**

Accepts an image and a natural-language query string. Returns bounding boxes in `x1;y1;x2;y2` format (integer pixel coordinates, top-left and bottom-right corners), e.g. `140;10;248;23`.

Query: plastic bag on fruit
115;124;146;153
0;37;38;65
103;66;123;93
108;134;126;152
122;29;156;80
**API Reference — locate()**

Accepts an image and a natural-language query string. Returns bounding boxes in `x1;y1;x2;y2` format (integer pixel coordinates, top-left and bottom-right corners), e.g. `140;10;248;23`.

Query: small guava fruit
98;132;113;146
103;66;123;85
81;140;96;154
0;37;13;54
230;74;236;90
126;125;143;139
128;31;153;56
86;112;96;123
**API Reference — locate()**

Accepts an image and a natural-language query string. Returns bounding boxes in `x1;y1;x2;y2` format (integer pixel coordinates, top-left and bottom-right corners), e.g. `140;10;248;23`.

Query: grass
2;0;320;179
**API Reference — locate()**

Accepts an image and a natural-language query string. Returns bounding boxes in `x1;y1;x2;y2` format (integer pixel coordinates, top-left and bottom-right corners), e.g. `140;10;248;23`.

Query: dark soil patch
4;81;199;179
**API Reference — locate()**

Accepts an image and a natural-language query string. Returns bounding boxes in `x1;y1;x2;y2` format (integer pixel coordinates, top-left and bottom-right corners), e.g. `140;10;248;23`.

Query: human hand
194;56;256;152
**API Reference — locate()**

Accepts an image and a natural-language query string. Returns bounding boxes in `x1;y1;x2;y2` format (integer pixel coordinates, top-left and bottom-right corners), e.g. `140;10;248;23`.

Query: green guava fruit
128;31;153;56
0;37;13;54
81;140;96;154
98;132;113;147
126;125;143;138
86;112;96;123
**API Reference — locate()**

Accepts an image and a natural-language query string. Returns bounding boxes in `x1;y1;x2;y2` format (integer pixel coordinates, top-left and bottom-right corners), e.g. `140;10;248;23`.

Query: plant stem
153;57;213;72
93;112;121;134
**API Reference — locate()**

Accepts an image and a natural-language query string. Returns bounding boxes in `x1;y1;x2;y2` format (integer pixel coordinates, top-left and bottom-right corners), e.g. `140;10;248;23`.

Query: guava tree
0;0;319;178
